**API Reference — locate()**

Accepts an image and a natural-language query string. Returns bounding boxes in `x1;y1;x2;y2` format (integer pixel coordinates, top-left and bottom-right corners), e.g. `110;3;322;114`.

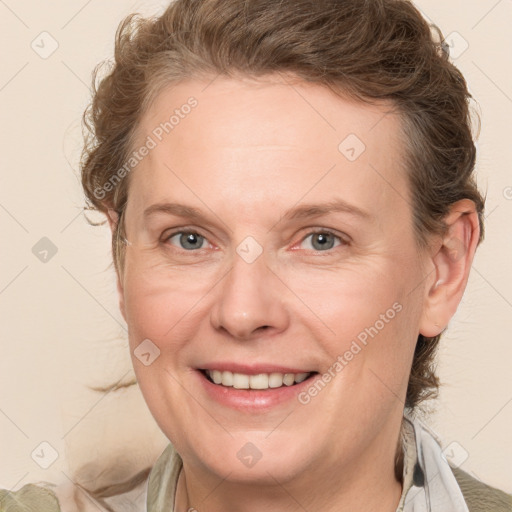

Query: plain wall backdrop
1;0;511;496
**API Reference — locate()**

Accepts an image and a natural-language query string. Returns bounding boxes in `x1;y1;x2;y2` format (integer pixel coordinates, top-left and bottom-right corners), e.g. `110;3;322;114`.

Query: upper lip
199;363;315;375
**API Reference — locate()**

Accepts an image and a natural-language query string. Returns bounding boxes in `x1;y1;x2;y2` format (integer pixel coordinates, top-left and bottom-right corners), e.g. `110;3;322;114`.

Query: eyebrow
144;202;206;221
280;199;372;222
143;198;372;224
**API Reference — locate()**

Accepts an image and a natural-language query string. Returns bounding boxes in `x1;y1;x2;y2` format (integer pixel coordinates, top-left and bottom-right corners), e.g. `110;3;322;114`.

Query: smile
202;369;314;390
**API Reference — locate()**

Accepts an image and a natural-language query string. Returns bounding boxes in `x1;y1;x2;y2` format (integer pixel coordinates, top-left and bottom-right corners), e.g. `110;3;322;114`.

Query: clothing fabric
1;413;510;511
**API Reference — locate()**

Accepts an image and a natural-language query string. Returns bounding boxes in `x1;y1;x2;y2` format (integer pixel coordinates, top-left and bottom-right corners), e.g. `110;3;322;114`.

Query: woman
2;0;510;510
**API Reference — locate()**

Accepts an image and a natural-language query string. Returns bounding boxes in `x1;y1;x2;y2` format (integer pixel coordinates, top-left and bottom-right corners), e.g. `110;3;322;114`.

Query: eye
166;231;210;251
299;231;344;251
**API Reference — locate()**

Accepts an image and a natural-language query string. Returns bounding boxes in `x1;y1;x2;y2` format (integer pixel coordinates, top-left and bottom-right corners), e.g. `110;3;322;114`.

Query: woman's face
118;75;432;485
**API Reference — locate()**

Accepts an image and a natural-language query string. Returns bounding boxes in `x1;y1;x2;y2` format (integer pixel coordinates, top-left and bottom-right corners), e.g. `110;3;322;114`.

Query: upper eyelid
299;228;347;241
162;226;210;239
161;225;224;247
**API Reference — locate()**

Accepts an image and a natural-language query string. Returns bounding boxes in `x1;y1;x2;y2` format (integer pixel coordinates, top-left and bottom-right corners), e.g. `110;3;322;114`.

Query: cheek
283;261;405;332
121;263;213;441
287;260;422;382
122;259;215;346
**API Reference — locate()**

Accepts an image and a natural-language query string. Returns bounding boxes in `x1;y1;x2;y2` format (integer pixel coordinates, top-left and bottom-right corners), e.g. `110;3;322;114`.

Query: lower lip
196;370;317;411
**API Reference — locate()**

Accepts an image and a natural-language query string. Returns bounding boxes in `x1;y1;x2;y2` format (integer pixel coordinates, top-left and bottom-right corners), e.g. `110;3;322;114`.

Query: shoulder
0;474;147;512
451;466;512;512
0;483;61;511
147;443;182;510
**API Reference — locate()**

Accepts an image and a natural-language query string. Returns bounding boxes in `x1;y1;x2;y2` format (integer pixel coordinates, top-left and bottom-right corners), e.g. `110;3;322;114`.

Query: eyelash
161;228;348;253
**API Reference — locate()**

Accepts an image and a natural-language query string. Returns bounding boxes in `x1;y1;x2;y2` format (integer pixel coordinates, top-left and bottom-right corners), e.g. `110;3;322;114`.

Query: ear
106;208;127;323
419;199;481;337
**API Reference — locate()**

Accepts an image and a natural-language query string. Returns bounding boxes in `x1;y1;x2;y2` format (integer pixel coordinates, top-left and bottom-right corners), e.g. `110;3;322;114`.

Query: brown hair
81;0;484;420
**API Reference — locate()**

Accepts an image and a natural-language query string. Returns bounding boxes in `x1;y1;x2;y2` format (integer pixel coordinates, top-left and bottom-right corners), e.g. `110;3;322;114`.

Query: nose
209;247;289;341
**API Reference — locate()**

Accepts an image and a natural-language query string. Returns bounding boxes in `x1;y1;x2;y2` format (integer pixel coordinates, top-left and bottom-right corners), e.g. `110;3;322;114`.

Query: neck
174;420;405;512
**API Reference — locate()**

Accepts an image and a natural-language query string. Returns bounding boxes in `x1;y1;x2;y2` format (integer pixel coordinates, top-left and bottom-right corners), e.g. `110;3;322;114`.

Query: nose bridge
210;240;288;339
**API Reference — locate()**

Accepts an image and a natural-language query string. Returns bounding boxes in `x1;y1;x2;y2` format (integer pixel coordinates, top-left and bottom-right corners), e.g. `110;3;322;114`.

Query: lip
199;362;314;375
195;368;318;411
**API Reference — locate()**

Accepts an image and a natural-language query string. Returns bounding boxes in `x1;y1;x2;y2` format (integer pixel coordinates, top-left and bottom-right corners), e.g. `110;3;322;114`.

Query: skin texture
107;74;480;512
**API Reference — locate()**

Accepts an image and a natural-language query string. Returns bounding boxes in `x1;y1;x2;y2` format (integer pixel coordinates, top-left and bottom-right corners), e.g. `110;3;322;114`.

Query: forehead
128;75;410;222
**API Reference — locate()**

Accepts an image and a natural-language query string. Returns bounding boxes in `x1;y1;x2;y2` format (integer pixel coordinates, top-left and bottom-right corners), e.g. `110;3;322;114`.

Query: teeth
283;373;295;386
269;372;284;388
249;373;269;389
294;372;309;383
233;373;250;389
221;370;233;386
205;370;312;389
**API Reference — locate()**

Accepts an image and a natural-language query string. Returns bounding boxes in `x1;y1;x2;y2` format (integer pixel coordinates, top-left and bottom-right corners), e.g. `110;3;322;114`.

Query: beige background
1;0;511;497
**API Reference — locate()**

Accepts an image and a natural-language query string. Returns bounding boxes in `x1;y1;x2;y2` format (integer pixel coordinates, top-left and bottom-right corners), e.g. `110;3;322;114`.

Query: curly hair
81;0;484;413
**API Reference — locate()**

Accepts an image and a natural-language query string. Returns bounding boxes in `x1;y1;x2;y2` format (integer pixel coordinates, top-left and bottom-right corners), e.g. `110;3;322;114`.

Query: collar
398;412;469;512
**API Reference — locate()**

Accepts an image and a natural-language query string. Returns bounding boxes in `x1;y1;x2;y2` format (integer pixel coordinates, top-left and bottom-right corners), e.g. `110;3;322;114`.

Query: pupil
181;233;202;250
313;233;334;250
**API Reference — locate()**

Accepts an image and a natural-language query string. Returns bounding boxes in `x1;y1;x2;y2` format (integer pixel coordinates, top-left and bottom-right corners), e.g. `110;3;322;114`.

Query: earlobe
419;199;481;338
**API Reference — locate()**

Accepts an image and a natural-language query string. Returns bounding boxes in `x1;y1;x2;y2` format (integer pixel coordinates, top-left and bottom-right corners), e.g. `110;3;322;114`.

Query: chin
176;426;319;485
